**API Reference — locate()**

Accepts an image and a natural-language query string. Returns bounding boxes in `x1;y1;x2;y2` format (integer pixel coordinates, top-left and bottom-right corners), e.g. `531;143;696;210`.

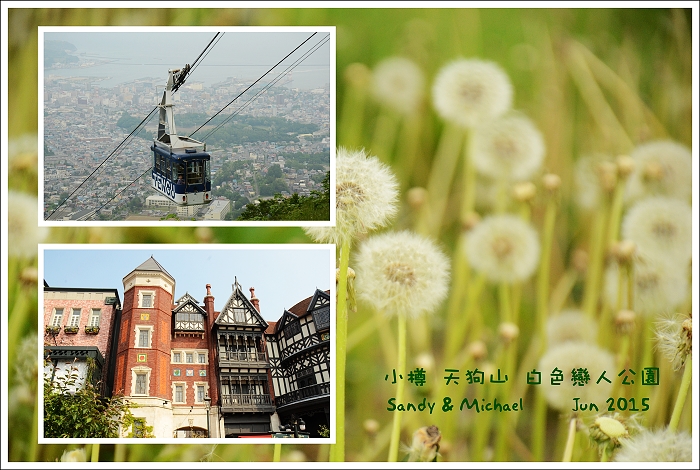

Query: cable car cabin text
151;65;212;206
151;144;211;205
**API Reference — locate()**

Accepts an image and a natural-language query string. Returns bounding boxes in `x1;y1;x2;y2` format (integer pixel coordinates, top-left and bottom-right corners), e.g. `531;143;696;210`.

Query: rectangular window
173;352;181;363
89;309;101;327
175;385;184;403
198;353;206;364
197;385;205;403
138;329;149;348
133;418;146;438
135;373;147;395
186;353;193;363
51;308;64;326
69;308;81;327
142;294;152;308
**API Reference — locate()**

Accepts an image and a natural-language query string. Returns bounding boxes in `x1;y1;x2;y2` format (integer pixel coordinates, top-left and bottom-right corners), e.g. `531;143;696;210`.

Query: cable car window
205;160;211;182
175;163;185;184
188;161;203;184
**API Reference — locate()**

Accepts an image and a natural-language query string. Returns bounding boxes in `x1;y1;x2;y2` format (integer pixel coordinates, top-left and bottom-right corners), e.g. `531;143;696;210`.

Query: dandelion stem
606;179;626;244
370;109;400;164
583;198;610;319
499;282;512;324
273;443;281;462
416;124;464;237
90;443;100;462
28;393;39;462
562;416;578;462
669;357;692;432
330;238;351;462
388;314;408;462
114;444;126;462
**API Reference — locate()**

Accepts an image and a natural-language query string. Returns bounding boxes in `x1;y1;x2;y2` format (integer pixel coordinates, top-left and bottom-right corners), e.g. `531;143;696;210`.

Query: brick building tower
113;256;219;437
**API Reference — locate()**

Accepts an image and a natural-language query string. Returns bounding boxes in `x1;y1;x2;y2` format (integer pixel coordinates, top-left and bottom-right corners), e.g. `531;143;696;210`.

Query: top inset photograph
40;27;335;225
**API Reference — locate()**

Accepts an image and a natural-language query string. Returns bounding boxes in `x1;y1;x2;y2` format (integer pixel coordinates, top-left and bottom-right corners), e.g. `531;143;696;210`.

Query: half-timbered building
266;289;331;437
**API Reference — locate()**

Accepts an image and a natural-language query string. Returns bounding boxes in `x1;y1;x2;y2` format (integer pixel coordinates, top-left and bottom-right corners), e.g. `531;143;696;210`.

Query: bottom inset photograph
39;244;334;444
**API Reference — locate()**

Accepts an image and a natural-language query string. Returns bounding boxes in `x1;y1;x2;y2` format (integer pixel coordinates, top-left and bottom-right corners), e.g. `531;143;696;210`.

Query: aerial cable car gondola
151;64;212;206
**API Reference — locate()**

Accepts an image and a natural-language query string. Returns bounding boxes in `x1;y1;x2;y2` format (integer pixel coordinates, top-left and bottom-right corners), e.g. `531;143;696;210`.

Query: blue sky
42;244;333;322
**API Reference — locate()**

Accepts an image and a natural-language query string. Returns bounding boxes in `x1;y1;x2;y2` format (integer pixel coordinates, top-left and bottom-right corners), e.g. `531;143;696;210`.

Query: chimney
249;287;260;312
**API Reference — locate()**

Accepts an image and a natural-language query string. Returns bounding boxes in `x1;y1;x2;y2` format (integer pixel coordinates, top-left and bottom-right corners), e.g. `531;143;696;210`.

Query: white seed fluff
371;57;425;115
546;309;599;347
465;214;540;283
305;147;399;245
604;255;688;318
8;190;48;259
624;140;692;204
613;427;692;462
470;111;545;182
538;341;615;411
355;231;450;317
432;59;513;128
621;197;692;266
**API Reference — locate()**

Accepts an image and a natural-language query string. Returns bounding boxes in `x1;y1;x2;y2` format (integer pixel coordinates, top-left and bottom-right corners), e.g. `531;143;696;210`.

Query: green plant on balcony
85;325;100;335
64;326;79;334
45;325;61;335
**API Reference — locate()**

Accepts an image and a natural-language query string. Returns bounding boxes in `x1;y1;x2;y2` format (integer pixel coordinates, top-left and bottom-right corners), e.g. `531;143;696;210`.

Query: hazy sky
42;245;333;322
43;28;332;89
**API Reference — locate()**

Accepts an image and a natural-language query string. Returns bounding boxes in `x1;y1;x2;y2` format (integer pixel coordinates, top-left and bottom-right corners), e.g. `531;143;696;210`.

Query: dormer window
174;310;204;331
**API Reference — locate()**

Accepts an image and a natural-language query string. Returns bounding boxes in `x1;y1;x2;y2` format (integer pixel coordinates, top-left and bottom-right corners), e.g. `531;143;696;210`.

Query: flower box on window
45;325;61;335
64;326;79;334
85;325;100;335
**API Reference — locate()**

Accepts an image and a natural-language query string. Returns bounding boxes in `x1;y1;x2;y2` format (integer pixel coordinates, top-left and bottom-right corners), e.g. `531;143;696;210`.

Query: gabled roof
172;293;207;316
175;292;200;306
124;256;175;282
275;310;299;331
215;280;268;329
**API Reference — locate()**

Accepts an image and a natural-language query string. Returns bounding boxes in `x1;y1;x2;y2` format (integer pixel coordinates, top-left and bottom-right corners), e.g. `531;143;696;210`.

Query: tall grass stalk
582;199;610;319
273;443;281;462
562;416;578;462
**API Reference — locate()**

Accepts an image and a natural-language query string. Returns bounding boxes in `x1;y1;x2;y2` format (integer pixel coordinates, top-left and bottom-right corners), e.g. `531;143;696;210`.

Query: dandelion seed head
60;448;87;462
470;112;545;182
614;309;637;335
9;133;38;173
546;309;598;346
621;197;692;266
8;190;48;259
625;140;692;204
467;340;488;361
604;255;688;317
538;342;615;411
654;312;692;371
432;59;513;128
465;214;540;283
542;173;562;193
336;148;400;243
355;231;450;317
372;57;425;115
405;425;442;462
613;427;692;462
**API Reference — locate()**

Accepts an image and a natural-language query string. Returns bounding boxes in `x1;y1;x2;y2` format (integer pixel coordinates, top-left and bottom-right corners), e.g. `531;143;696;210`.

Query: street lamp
204;396;212;438
291;417;305;438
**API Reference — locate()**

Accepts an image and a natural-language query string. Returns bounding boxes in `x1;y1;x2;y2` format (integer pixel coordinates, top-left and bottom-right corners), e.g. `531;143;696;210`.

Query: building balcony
274;382;330;409
220;394;275;414
219;351;268;367
64;326;79;334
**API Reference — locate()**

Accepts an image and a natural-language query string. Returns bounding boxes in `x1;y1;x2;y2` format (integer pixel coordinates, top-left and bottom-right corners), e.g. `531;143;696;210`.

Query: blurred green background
5;6;693;463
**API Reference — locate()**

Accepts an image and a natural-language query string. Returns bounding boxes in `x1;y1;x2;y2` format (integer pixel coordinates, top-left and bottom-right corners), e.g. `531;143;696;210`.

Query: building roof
125;255;175;281
287;289;331;317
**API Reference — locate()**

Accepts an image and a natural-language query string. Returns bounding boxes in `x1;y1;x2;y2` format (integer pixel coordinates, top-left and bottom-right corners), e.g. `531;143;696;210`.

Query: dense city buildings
43;71;331;221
